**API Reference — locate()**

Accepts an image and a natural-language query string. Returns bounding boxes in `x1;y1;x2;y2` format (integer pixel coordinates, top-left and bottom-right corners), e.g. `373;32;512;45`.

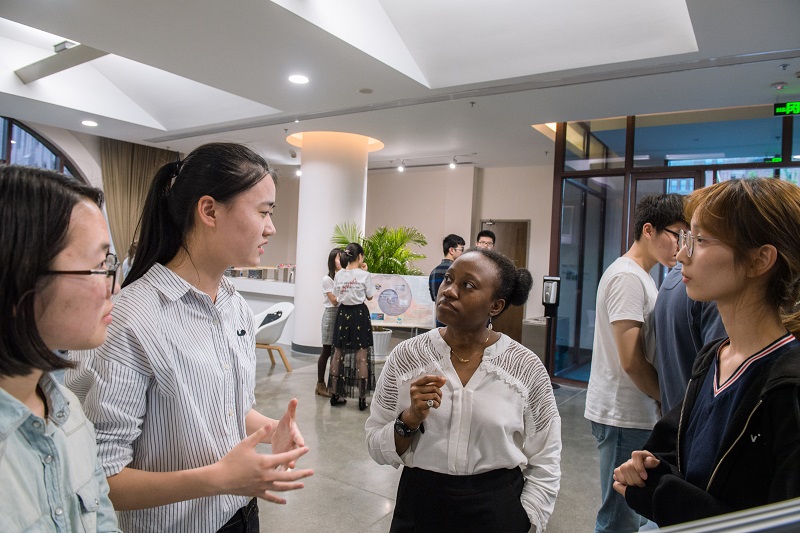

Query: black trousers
390;467;530;532
217;498;259;533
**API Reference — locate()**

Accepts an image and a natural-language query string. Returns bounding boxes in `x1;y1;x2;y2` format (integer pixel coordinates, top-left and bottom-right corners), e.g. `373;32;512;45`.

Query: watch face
394;416;412;437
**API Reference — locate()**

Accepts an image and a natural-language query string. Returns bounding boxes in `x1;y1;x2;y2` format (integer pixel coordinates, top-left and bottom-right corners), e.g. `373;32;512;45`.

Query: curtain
100;138;172;259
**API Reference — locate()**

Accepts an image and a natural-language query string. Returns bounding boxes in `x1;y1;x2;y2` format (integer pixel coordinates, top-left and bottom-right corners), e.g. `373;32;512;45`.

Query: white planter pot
372;329;393;359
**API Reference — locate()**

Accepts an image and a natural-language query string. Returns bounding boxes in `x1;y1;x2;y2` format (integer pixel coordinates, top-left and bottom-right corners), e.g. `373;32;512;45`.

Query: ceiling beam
15;44;108;84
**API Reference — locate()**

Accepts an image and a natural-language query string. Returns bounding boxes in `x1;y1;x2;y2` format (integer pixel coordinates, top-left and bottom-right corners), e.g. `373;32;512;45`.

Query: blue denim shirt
0;373;120;532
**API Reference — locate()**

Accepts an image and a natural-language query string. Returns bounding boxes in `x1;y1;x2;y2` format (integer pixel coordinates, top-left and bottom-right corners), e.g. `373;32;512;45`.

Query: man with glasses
584;193;687;533
428;234;465;327
475;229;495;249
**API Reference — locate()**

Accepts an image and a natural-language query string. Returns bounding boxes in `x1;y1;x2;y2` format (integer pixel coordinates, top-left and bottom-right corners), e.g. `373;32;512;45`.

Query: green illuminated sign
774;102;800;116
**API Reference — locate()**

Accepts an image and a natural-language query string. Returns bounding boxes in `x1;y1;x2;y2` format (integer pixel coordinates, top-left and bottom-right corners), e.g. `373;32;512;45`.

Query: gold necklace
450;329;491;363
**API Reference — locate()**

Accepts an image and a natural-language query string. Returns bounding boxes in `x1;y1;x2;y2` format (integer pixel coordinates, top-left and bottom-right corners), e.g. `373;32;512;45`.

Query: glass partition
634;108;783;167
555;176;624;382
564;117;627;172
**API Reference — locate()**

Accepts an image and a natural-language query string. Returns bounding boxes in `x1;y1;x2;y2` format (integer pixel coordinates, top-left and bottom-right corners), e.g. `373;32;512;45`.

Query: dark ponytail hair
327;247;342;279
472;248;533;316
0;165;103;377
340;242;365;269
124;143;274;287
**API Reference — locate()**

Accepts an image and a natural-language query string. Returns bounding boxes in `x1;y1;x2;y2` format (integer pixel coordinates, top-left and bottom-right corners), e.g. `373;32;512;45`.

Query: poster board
367;274;434;329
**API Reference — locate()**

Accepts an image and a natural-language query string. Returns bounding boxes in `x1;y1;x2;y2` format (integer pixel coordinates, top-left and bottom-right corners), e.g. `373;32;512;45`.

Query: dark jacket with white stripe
625;338;800;527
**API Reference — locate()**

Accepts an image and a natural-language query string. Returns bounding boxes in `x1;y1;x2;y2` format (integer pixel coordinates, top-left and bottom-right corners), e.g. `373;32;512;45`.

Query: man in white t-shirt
585;193;686;533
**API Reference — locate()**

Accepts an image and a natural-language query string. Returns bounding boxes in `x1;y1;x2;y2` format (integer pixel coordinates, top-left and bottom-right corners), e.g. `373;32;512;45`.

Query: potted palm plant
332;222;427;356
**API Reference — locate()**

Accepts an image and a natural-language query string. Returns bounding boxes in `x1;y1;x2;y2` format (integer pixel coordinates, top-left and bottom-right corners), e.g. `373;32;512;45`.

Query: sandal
330;394;347;406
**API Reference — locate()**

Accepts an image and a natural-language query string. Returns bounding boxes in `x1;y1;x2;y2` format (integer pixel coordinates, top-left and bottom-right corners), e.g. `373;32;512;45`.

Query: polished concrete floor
252;342;600;532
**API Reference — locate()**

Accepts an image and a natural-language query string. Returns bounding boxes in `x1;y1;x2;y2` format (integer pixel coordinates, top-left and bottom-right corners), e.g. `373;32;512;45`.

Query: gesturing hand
612;450;660;497
271;398;305;453
213;424;313;504
405;374;447;427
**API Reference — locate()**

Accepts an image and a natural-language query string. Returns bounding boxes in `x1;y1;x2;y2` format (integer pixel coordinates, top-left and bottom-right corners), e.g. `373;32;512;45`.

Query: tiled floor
252;344;600;532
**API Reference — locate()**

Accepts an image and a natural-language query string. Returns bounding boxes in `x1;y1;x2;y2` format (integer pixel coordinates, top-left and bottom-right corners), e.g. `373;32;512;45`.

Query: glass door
554;176;624;382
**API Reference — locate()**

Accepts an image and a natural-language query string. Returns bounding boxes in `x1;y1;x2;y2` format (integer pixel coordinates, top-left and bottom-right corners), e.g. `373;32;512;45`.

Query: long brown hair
685;178;800;337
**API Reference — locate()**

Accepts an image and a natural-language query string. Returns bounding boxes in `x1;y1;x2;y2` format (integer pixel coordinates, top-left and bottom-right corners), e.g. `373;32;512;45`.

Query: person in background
66;143;313;533
475;229;496;249
615;178;800;527
329;242;375;410
0;165;121;532
584;193;687;533
428;233;465;327
654;262;726;414
120;240;138;282
367;248;561;533
316;247;342;397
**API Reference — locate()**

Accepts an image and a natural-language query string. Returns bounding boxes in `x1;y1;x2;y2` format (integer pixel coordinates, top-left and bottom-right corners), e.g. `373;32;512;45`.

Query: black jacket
625;338;800;527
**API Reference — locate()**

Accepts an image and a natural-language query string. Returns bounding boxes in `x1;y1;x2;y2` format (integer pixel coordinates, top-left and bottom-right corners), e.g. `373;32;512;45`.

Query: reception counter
226;277;295;345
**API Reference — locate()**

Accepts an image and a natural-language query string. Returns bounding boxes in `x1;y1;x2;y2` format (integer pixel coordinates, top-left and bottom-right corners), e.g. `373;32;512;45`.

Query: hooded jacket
625;337;800;527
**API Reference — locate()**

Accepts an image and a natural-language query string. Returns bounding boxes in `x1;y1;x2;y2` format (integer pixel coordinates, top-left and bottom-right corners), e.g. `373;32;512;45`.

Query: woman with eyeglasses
613;178;800;527
66;143;313;533
0;165;121;531
366;248;561;532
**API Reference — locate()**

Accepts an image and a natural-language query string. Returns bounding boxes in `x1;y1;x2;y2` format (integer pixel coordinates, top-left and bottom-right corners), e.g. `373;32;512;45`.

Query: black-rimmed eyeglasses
663;228;681;240
45;252;120;294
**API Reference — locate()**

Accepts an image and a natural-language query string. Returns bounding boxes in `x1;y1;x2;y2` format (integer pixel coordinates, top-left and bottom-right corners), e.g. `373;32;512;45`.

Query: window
1;117;80;177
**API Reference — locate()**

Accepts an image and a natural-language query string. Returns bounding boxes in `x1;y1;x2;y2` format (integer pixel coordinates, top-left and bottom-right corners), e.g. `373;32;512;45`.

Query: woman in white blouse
366;248;561;532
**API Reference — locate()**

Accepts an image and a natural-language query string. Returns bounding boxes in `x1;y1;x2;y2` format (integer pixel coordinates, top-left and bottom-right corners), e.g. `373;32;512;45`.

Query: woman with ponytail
366;248;561;532
329;242;375;410
615;178;800;527
66;143;312;533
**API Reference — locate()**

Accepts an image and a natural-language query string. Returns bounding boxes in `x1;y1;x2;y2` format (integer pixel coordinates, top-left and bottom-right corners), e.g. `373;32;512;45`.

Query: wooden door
481;220;529;342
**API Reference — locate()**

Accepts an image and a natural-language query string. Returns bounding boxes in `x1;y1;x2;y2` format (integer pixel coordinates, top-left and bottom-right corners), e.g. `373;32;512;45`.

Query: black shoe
330;394;347;407
359;398;368;411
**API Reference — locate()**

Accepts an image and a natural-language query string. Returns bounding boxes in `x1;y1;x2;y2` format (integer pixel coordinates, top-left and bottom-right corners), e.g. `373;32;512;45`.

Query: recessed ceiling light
289;74;309;84
359;88;374;95
10;140;16;144
82;120;98;127
295;169;302;177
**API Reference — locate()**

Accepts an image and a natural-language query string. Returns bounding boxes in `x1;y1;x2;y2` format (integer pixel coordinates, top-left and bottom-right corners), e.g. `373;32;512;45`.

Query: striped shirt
66;263;257;533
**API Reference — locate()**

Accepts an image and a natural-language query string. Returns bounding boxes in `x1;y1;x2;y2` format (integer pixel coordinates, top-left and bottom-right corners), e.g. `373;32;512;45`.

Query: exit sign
774;102;800;116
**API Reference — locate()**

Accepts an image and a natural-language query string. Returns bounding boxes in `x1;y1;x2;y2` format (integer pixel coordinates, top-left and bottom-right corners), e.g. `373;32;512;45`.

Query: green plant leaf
330;223;427;275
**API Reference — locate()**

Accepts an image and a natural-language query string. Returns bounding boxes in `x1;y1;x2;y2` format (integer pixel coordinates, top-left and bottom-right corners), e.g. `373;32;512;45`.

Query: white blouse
365;329;561;532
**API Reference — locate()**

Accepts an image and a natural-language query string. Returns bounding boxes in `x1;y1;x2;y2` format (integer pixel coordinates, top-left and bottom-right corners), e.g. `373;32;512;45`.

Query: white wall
261;167;299;266
365;165;476;274
478;165;553;319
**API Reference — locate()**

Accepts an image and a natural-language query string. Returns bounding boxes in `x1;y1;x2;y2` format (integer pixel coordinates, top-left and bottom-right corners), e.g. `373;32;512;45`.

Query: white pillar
289;131;383;351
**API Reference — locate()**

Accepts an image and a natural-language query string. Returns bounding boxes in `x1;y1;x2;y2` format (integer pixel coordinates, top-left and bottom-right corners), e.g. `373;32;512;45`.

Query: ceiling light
295;169;302;177
10;140;16;144
288;74;309;84
665;153;725;160
397;160;405;172
294;118;299;123
771;81;788;90
449;157;457;169
359;88;373;95
81;120;98;127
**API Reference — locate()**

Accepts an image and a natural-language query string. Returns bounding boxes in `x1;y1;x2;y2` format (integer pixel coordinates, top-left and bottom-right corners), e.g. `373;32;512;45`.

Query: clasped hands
612;450;660;497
